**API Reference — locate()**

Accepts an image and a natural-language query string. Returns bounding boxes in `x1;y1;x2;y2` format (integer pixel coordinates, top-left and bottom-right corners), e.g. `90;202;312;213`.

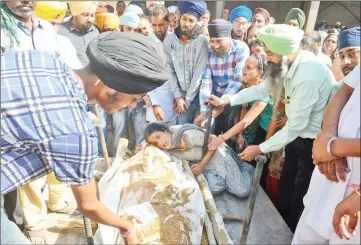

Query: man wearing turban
163;0;209;124
229;5;252;42
58;1;99;66
119;4;143;32
1;31;168;245
206;24;336;232
196;19;250;134
292;28;360;244
35;1;83;69
285;8;306;29
95;12;120;32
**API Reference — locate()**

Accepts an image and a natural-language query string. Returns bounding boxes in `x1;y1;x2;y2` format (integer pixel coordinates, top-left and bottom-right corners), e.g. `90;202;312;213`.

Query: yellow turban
95;13;120;31
68;1;98;16
34;1;68;22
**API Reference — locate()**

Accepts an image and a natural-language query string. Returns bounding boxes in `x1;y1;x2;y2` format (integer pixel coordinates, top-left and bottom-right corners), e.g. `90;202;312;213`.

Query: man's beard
213;46;229;58
264;56;290;111
10;5;35;18
231;30;245;41
180;26;195;38
155;31;166;42
342;64;357;76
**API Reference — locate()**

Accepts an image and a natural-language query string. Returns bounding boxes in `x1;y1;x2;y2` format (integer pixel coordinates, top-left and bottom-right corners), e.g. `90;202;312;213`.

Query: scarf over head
119;5;143;28
34;1;67;22
95;13;120;31
229;6;252;23
68;1;98;16
86;31;169;94
208;19;232;38
338;26;360;51
285;8;306;29
177;1;207;20
257;24;304;56
253;8;270;23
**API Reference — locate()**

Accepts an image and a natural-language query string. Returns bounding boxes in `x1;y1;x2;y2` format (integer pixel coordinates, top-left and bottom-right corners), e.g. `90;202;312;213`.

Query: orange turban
95;13;120;31
34;1;68;22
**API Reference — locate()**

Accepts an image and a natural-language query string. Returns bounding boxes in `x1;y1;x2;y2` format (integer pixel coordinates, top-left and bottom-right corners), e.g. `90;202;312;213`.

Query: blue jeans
112;106;147;154
178;95;200;124
1;208;31;244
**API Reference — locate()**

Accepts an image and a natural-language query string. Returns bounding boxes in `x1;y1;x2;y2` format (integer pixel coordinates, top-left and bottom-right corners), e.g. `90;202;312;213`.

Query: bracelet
327;137;339;158
119;219;136;238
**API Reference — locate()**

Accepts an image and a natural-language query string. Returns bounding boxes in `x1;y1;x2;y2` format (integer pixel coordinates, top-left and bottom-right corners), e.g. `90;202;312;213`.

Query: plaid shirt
199;40;249;112
1;51;98;195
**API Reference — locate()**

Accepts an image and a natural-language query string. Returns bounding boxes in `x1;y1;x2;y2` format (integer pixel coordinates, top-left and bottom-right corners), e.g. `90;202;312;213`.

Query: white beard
265;56;289;111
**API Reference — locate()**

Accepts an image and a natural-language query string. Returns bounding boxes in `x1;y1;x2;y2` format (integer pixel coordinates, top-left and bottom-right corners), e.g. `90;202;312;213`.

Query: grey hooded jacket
163;26;208;106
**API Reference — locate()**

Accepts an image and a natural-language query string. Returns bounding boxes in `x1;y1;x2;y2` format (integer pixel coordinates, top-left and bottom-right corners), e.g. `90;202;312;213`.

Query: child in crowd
208;52;271;189
144;123;255;198
246;25;260;45
249;39;265;55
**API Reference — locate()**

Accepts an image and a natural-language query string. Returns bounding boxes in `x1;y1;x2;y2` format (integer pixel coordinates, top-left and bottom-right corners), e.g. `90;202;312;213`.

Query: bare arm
222;101;267;141
322;84;354;135
266;116;278;141
332;138;361;158
71;180;133;233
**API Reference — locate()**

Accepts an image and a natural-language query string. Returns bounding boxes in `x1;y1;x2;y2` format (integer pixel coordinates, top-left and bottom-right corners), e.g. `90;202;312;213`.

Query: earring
94;79;101;86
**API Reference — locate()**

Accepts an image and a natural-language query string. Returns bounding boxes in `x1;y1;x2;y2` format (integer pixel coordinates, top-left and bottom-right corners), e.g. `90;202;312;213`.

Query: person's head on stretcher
144;123;174;149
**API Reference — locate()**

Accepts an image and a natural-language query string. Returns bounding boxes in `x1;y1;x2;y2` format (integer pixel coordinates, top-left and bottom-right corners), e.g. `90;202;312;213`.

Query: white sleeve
343;64;360;89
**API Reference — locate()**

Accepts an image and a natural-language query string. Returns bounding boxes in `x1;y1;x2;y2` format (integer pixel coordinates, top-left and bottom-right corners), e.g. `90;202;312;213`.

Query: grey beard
265;56;290;111
12;9;34;18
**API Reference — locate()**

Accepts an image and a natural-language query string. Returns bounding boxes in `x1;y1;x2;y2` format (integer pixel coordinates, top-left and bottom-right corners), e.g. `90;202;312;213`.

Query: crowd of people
0;1;360;245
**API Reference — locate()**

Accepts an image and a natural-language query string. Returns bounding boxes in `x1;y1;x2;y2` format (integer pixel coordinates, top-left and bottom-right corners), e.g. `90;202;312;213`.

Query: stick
202;105;214;156
223;216;244;223
183;161;217;245
183;161;233;245
240;155;267;245
94;104;111;169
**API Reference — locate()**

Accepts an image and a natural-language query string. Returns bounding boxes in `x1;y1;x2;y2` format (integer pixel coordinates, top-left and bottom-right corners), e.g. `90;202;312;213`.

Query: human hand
208;136;224;151
333;191;360;240
175;98;188;115
194;113;207;128
237;134;246;150
239;145;262;161
152;105;164;121
123;221;143;245
212;106;224;118
143;95;152;108
317;158;351;183
204;95;225;107
312;131;338;164
191;163;206;175
276;115;288;129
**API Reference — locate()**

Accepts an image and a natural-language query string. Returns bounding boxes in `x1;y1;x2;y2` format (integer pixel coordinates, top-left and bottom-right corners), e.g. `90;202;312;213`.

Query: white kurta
293;64;360;244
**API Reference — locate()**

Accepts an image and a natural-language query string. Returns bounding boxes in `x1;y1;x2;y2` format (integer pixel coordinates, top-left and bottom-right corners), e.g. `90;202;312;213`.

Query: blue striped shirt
1;50;98;195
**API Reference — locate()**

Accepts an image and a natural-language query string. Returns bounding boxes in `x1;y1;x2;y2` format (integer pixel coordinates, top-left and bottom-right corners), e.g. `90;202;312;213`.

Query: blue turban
338;26;360;51
229;6;252;23
177;1;207;19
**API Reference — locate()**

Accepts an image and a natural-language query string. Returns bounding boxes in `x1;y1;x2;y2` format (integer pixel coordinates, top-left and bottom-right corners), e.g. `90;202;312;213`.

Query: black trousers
214;105;232;136
252;126;269;190
277;137;315;232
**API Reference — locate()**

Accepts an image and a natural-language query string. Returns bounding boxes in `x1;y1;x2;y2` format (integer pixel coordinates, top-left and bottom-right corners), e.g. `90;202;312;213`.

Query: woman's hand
191;163;206;175
208;136;224;151
276;115;288;129
212;106;224;118
204;95;225;107
333;191;360;240
237;134;246;150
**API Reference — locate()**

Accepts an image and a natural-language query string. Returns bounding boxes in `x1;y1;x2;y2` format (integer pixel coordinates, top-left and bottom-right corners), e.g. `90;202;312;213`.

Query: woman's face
147;131;173;149
323;34;338;56
250;43;265;55
247;27;258;45
251;14;266;27
242;56;263;84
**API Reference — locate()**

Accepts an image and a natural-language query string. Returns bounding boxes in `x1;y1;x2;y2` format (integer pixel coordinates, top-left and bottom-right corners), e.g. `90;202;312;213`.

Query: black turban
86;31;169;94
208;19;232;38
